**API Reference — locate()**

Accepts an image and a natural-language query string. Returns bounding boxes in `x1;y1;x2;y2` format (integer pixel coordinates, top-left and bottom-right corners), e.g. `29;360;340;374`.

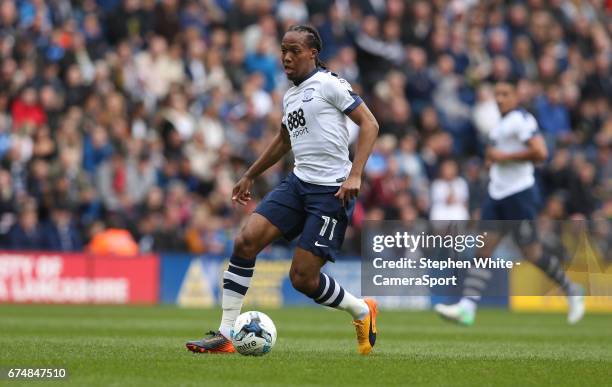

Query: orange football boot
352;298;378;355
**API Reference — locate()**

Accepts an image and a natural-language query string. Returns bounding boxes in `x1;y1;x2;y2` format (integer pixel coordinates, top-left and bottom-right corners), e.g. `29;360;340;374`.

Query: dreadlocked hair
287;24;326;69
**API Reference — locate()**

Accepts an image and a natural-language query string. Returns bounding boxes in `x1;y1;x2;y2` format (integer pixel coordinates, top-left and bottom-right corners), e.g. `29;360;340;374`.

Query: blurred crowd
0;0;609;255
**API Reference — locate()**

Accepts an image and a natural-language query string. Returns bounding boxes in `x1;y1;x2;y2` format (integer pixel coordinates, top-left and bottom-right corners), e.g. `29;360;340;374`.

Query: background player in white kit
186;25;380;355
435;79;585;326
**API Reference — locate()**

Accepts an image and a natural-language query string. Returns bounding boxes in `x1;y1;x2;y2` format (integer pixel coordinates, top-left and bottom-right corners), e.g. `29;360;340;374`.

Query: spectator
134;35;185;104
244;36;279;93
31;124;56;161
161;91;196;140
355;16;403;90
95;151;129;212
379;99;414;139
63;65;91;108
83;125;114;174
404;47;434;115
105;0;149;45
465;27;492;84
153;0;181;43
512;35;538;80
0;168;16;244
151;204;187;252
431;54;472;154
51;147;94;209
185;131;217;188
429;159;469;221
44;203;82;251
136;211;178;254
87;217;138;256
566;162;598;217
11;86;46;129
583;53;612;100
6;200;47;250
394;133;427;191
26;158;51;205
277;0;308;24
403;1;433;47
534;85;572;141
184;205;224;254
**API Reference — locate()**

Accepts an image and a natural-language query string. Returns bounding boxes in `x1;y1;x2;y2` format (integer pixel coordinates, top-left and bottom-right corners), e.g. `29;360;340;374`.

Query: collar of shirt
293;67;320;86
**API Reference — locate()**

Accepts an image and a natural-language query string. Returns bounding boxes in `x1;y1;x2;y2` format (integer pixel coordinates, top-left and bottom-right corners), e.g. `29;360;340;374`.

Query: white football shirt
488;109;539;200
282;69;363;186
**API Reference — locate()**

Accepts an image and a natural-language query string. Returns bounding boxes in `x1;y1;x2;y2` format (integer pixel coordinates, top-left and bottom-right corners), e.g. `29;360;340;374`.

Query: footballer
186;25;380;354
434;79;585;326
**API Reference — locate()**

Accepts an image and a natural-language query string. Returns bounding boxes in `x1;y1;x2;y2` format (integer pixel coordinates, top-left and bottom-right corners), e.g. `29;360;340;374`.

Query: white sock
219;294;243;339
218;256;255;339
458;297;478;314
338;292;369;320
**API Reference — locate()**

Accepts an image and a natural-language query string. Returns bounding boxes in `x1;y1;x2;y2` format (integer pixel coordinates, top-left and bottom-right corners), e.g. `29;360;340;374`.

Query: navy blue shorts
481;186;540;245
481;186;539;220
254;172;354;262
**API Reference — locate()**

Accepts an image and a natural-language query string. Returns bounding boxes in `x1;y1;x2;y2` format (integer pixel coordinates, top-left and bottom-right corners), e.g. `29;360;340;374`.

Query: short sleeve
516;112;539;142
321;75;363;115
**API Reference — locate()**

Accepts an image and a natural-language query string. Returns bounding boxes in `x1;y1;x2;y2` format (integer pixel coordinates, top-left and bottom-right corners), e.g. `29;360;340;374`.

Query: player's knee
289;266;318;295
520;243;542;263
233;229;260;259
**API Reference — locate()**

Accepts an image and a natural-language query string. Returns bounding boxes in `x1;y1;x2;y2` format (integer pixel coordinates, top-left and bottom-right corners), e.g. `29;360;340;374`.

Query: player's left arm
335;103;379;205
488;133;548;163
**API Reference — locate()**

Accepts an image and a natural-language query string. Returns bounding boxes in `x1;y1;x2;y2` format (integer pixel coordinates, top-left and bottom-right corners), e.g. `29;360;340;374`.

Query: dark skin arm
232;125;292;205
487;134;548;165
335;103;379;206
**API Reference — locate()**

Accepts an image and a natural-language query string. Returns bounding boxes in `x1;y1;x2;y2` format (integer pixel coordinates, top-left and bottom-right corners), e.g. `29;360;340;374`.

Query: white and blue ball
231;311;277;356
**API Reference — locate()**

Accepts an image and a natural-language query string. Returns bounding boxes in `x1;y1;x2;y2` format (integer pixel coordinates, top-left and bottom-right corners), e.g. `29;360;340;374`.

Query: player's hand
335;175;361;207
232;176;253;206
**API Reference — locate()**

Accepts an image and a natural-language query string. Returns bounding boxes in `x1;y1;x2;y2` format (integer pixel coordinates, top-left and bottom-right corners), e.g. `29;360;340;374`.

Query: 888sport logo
286;108;309;138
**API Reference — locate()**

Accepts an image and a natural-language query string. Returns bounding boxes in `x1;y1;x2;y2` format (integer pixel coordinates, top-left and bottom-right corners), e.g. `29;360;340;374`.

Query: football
231;311;277;356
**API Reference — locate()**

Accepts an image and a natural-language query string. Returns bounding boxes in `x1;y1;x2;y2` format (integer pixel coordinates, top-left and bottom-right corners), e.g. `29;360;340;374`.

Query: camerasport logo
0;253;159;304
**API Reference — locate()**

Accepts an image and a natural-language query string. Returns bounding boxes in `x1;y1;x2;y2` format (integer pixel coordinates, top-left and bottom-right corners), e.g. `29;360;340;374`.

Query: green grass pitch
0;305;611;386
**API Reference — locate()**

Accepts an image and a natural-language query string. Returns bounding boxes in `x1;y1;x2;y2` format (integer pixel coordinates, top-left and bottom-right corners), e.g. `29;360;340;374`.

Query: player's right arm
232;124;291;205
487;135;548;163
486;112;547;165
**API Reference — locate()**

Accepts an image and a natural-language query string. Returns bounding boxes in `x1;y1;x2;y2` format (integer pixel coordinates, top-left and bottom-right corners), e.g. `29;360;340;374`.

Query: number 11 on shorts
319;216;337;240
